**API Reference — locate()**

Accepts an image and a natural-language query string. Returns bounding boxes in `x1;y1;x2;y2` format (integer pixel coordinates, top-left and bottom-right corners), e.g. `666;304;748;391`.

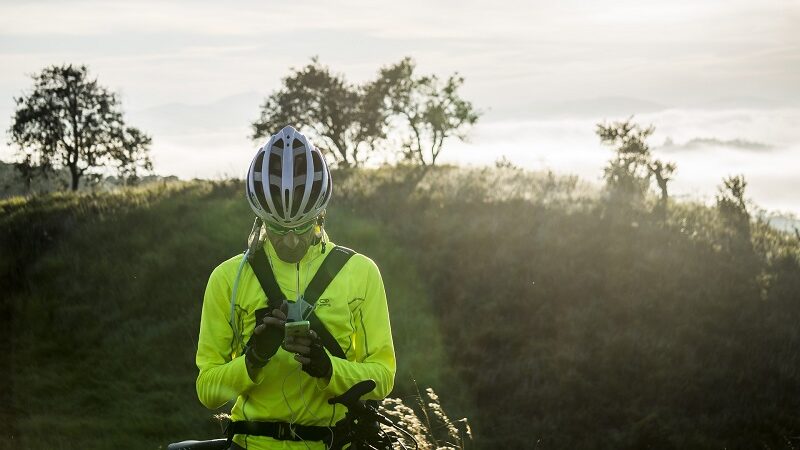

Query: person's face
264;219;318;263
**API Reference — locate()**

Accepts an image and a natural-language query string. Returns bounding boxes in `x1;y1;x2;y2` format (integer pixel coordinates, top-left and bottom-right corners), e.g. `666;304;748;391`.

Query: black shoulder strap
247;246;286;311
247;246;356;360
304;246;356;306
305;246;355;360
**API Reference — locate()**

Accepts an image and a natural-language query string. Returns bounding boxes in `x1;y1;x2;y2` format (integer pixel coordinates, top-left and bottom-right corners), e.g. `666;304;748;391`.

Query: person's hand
246;303;287;368
284;329;332;379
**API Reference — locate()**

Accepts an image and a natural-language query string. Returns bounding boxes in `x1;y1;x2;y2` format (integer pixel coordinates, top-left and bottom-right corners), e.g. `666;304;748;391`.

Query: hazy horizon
1;0;798;213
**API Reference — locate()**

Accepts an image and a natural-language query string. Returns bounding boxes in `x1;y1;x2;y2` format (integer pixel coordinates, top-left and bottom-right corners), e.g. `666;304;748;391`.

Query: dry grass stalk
380;387;472;449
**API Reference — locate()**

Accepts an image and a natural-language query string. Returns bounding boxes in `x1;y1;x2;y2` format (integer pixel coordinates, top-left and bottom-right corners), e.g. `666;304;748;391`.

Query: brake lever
328;379;377;409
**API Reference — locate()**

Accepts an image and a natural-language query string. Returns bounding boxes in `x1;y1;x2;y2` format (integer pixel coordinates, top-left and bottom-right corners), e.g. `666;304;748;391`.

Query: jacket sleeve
195;262;262;409
318;257;397;400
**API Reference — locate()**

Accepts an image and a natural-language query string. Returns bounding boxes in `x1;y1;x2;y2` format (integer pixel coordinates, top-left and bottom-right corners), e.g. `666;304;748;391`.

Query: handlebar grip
328;379;377;407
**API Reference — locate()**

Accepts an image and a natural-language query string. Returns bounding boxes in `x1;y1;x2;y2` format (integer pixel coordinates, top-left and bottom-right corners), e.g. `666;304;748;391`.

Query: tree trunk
658;182;668;220
69;165;80;191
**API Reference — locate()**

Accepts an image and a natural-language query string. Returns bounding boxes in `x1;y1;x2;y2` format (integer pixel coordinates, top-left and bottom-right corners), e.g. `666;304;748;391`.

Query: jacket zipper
296;262;301;302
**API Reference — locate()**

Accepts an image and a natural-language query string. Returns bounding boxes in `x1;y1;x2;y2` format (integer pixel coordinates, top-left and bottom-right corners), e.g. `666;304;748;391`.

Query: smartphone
285;320;310;338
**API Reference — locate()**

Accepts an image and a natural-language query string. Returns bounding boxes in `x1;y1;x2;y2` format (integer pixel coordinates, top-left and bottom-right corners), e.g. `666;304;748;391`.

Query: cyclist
195;125;396;450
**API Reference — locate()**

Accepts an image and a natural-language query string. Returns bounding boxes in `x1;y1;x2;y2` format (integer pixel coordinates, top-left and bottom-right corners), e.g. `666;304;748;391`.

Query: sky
1;0;798;213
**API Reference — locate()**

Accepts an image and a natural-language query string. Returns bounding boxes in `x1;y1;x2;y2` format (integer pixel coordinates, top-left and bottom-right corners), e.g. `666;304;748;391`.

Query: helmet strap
247;217;264;255
315;215;327;253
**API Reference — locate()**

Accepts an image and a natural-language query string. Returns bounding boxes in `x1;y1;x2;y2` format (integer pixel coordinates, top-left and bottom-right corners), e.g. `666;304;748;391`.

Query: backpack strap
303;246;356;304
246;246;356;360
304;246;355;360
247;246;286;311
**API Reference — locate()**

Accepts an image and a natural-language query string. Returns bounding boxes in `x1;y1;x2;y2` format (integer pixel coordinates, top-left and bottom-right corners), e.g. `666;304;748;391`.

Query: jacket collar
262;230;331;268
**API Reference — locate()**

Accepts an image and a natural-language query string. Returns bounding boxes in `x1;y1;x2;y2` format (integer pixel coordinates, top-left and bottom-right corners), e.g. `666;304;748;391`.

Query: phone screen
285;320;310;338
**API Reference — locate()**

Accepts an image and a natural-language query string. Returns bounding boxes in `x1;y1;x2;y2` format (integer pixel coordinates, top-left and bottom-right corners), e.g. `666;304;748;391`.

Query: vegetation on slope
1;180;449;449
2;164;799;449
334;165;800;449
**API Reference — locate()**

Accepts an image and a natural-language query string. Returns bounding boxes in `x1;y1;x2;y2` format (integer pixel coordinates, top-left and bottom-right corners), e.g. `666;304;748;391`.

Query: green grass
2;179;452;449
326;208;452;396
3;167;800;449
332;166;800;449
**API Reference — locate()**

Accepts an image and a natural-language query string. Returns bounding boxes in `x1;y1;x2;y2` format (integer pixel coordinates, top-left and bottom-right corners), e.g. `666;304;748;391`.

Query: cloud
0;1;301;36
658;137;775;152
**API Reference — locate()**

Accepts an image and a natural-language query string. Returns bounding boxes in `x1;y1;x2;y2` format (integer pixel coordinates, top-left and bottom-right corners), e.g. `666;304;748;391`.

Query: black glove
302;340;333;379
246;306;285;368
285;330;333;379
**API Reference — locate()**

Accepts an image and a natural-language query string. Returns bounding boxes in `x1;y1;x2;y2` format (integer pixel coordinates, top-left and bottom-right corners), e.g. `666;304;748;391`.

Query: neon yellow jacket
196;236;396;449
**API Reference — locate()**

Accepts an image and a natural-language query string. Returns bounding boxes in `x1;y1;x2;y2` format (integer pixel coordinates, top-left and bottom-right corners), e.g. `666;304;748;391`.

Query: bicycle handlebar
328;379;377;409
328;380;398;428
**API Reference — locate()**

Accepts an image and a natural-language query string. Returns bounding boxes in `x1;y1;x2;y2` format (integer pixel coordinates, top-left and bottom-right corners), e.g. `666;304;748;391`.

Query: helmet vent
292;185;304;216
293;153;307;179
268;153;282;179
246;126;331;226
252;152;269;211
309;179;322;209
269;184;281;213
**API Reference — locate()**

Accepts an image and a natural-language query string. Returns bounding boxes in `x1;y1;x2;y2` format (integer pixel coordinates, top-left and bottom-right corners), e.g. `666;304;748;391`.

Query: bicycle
167;380;417;450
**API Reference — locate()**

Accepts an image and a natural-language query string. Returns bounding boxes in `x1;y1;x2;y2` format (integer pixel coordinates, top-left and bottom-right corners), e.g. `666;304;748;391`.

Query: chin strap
318;215;327;253
247;217;265;255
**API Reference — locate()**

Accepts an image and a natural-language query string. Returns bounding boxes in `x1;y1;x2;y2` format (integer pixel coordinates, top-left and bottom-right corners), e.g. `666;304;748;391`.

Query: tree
716;175;750;233
648;159;677;219
251;58;387;168
13;156;42;192
596;118;676;216
596;119;654;202
253;57;480;168
110;127;153;185
8;64;152;191
377;57;480;167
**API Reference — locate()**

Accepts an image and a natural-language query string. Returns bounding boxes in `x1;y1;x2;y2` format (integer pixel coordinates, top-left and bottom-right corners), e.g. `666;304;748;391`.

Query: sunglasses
264;219;316;236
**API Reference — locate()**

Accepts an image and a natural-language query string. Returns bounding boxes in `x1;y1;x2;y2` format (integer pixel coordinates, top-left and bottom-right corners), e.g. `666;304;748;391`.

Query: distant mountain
127;91;264;136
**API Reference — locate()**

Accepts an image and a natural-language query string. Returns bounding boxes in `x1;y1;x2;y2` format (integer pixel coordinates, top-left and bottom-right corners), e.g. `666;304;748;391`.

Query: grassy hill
2;166;800;449
0;179;452;449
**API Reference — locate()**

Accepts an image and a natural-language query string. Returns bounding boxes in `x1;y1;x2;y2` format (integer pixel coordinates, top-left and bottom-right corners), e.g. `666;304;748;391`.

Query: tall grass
3;181;248;448
334;165;800;449
1;179;449;449
380;387;472;449
3;165;800;449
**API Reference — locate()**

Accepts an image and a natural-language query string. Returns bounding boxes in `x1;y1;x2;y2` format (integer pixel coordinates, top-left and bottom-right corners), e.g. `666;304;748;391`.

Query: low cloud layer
658;137;775;152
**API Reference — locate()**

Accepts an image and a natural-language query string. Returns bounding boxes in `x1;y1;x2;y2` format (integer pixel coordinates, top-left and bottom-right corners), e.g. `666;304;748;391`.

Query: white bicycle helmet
246;125;332;227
